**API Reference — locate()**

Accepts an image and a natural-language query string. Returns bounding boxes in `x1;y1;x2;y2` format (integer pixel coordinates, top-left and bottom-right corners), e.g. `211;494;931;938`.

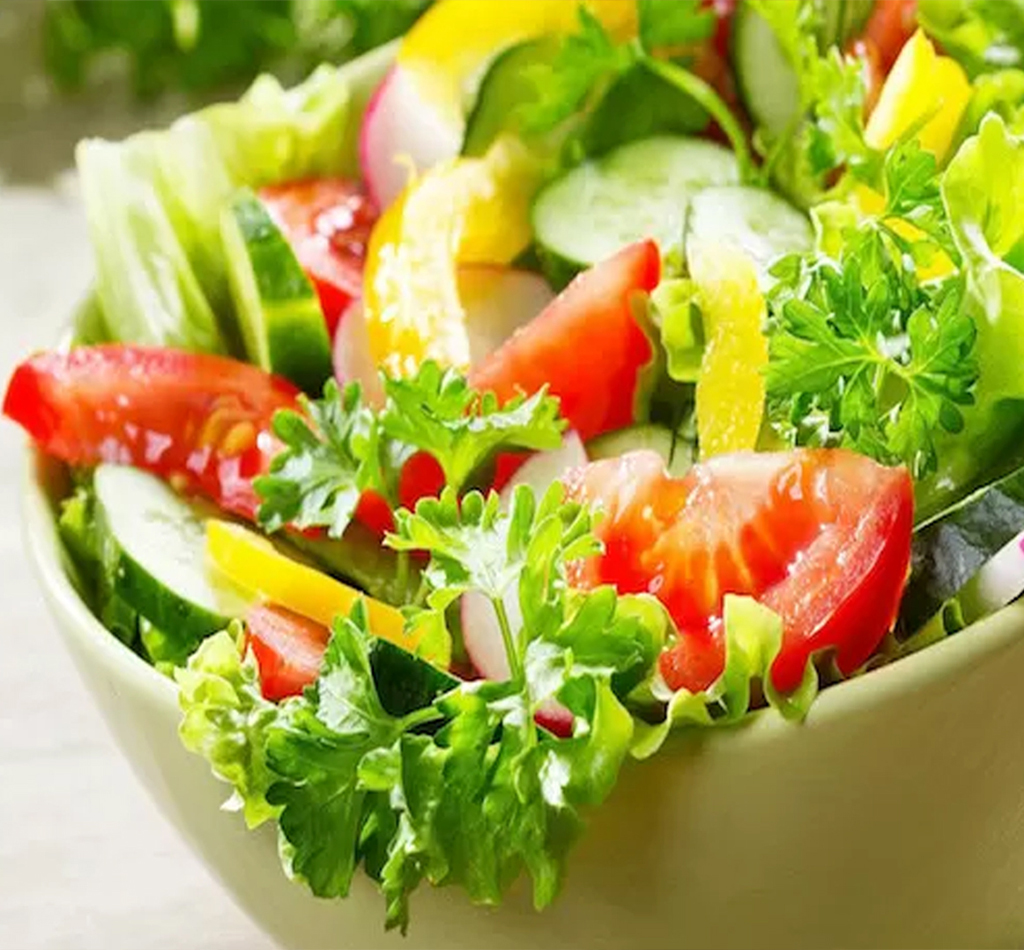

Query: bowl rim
24;443;1024;752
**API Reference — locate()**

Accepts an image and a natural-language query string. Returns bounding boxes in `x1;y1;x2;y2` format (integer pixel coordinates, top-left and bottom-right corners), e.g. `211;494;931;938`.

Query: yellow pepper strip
865;29;971;162
363;136;543;378
691;241;769;458
398;0;636;128
205;520;432;660
852;185;955;281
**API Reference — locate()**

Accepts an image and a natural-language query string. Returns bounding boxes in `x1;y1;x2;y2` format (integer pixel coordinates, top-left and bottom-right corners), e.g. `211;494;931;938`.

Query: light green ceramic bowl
20;42;1024;950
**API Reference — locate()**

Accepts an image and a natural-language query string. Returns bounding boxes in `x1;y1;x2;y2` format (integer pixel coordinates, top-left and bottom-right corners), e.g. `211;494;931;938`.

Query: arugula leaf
765;231;978;478
256;364;565;539
254;380;378;538
381;363;564;492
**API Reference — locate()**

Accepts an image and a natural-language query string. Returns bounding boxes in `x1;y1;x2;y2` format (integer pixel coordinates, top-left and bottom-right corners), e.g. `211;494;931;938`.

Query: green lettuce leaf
631;595;818;759
920;114;1024;515
176;626;282;828
76;64;353;353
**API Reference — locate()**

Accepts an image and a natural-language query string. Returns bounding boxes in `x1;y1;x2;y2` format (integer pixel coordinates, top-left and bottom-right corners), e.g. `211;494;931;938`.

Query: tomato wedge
469;240;660;442
246;602;328;701
4;345;298;520
565;448;913;694
259;179;378;337
862;0;918;74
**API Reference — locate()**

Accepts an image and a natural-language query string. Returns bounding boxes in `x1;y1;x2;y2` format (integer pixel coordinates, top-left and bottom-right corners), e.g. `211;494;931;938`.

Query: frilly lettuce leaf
76;64;353;353
919;114;1024;516
631;595;818;760
176;625;282;828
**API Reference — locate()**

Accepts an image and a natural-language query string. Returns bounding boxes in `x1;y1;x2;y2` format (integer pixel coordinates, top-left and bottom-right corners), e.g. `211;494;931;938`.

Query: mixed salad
9;0;1024;933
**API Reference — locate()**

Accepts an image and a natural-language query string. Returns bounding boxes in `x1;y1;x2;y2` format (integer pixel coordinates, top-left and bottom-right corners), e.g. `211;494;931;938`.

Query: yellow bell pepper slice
205;520;432;659
363;135;543;378
398;0;637;128
865;29;970;161
691;241;769;458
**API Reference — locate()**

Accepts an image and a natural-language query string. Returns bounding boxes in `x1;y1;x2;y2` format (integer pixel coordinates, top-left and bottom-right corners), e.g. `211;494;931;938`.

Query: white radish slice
359;66;462;210
462;432;588;737
334;267;553;406
458;266;556;364
333;300;384;408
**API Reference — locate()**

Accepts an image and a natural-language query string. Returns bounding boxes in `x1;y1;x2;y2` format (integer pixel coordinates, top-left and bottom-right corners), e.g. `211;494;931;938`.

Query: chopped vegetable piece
470;240;660;441
566;447;913;693
690;241;768;458
258;178;377;337
4;345;298;521
204;519;443;662
246;603;330;702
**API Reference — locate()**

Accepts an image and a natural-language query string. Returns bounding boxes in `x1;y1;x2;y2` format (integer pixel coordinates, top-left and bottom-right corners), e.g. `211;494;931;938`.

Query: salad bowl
16;16;1024;950
26;442;1024;950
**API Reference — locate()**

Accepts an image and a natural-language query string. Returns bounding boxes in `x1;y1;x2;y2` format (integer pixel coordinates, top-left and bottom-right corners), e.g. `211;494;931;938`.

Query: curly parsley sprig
253;363;565;539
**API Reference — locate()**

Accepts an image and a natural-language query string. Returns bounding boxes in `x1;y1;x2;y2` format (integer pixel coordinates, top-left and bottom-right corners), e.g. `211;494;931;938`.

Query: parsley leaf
254;379;378;538
765;233;978;478
516;1;752;178
637;0;715;51
519;5;633;134
255;364;565;539
381;362;565;492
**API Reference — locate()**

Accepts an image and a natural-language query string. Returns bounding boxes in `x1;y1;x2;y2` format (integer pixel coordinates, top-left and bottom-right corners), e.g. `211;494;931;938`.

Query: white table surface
0;6;275;948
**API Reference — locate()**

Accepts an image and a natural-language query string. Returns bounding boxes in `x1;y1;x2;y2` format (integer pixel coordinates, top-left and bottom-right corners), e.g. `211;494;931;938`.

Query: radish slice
462;432;588;738
458;266;555;364
335;267;552;407
333;301;384;408
497;430;588;508
359;66;462;209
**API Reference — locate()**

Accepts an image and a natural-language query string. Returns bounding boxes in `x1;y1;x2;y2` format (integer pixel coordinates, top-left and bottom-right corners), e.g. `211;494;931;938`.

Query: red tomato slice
259;179;378;337
469;240;660;442
4;345;298;520
566;448;913;694
246;603;328;701
862;0;917;74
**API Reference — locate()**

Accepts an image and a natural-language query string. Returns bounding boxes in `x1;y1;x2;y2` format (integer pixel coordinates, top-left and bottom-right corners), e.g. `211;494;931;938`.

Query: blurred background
0;4;425;948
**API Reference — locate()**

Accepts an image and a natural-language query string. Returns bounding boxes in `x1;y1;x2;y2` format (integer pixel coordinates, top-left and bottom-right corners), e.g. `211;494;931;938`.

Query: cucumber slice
462;38;559;157
367;636;459;720
587;424;694;478
901;464;1024;633
687;185;812;284
532;136;739;278
732;0;875;137
732;3;802;137
94;465;248;652
222;188;332;395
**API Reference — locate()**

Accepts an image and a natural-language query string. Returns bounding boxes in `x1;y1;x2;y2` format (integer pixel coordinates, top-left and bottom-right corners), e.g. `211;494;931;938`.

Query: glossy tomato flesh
259;179;378;337
3;345;299;520
862;0;917;74
246;603;328;701
469;240;660;442
566;448;913;694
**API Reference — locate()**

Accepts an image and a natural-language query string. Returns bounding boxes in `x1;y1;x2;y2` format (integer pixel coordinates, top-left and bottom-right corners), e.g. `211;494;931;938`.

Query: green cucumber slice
731;2;802;138
94;465;248;653
532;135;740;280
587;424;694;478
367;636;459;720
462;37;559;157
687;185;812;284
732;0;875;138
222;188;332;395
901;464;1024;633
